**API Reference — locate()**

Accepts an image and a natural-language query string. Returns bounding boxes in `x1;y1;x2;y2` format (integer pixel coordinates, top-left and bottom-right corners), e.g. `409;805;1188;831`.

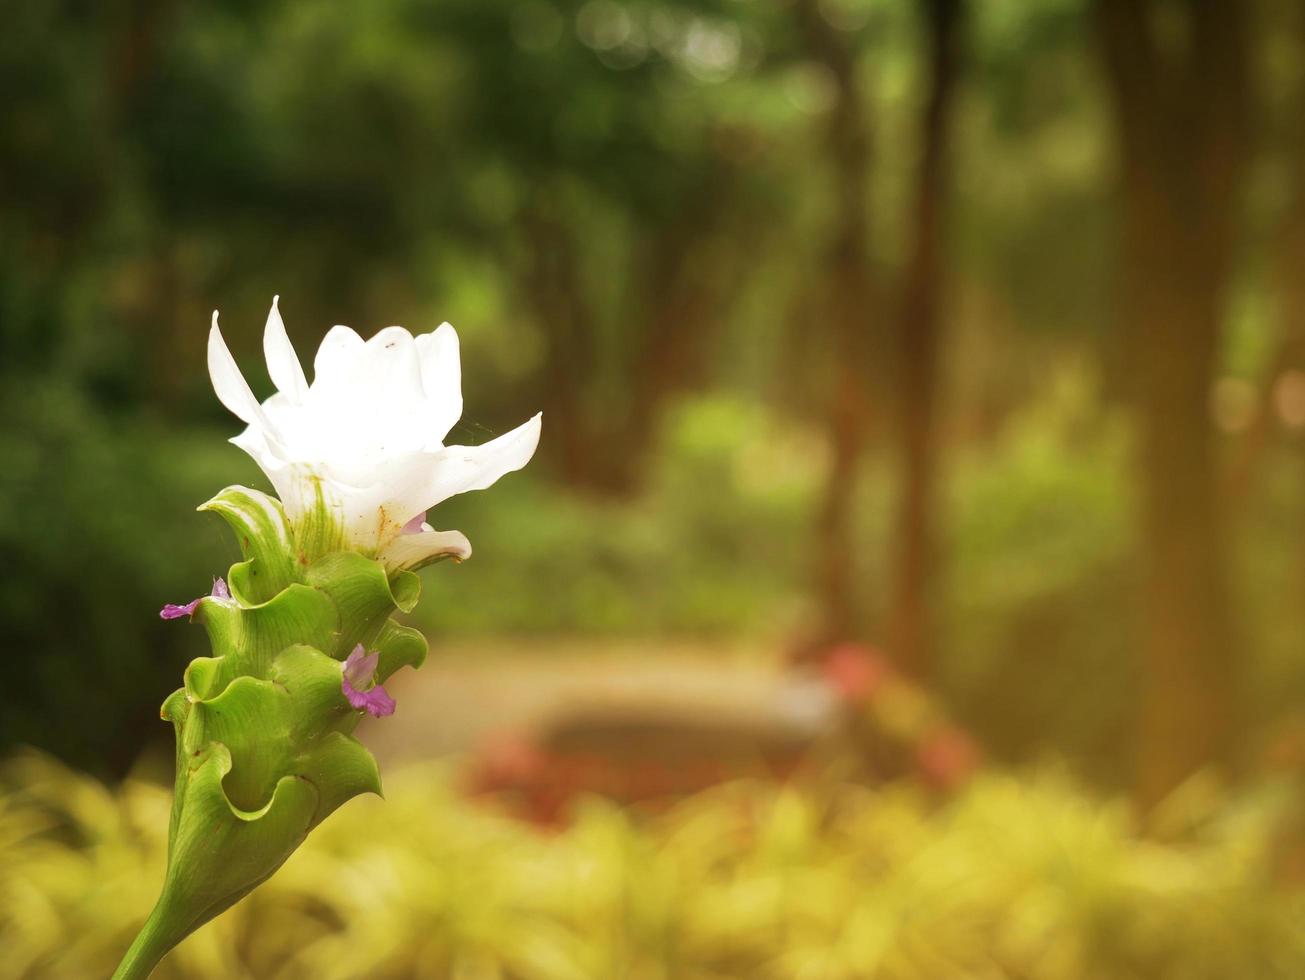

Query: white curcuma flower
206;296;541;570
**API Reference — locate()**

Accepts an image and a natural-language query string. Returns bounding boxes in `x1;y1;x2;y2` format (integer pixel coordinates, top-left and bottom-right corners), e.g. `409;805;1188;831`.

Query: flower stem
111;901;181;980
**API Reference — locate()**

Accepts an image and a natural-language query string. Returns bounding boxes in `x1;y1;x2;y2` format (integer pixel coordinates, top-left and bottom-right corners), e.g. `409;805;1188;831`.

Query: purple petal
401;511;427;535
341;644;395;717
343;678;397;717
159;598;202;620
161;575;231;621
341;644;377;687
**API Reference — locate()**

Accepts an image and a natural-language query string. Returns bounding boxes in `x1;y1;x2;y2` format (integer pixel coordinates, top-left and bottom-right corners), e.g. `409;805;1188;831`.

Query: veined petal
378;527;472;571
415;323;462;443
208;314;267;426
263;296;308;402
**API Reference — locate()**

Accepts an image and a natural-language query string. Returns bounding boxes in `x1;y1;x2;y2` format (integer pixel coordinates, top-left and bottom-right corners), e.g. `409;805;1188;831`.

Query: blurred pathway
357;638;832;766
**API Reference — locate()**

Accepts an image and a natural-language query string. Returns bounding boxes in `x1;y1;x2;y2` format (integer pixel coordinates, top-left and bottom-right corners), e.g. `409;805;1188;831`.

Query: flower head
341;645;396;717
160;577;231;621
207;297;541;569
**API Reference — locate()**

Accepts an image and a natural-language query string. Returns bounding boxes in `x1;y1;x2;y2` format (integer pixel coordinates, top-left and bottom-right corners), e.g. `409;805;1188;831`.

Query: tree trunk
888;0;963;681
1210;11;1305;511
517;175;742;497
1270;26;1305;642
798;0;876;645
1094;0;1248;808
521;204;601;488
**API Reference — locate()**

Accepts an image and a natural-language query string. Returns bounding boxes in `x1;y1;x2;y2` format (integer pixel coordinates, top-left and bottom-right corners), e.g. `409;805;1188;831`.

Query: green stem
111;900;182;980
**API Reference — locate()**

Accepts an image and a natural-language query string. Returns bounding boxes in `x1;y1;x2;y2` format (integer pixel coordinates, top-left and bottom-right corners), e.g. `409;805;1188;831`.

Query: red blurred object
465;732;549;795
822;643;894;704
464;710;816;826
465;642;986;826
915;724;981;791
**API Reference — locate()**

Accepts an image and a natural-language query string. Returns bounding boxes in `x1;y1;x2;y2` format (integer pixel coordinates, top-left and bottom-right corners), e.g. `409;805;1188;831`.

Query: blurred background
3;0;1305;976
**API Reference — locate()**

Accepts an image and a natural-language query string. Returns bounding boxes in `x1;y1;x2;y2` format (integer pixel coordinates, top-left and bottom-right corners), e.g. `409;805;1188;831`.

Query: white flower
206;296;541;570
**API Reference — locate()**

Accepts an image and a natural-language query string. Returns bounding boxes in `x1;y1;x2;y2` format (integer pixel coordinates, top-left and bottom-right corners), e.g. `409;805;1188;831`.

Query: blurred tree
887;0;964;681
797;0;876;646
0;0;778;764
510;164;753;495
4;0;1304;791
1094;0;1248;807
408;0;777;495
1258;4;1305;710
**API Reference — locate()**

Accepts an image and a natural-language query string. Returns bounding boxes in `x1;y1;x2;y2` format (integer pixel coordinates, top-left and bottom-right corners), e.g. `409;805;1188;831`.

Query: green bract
112;486;428;980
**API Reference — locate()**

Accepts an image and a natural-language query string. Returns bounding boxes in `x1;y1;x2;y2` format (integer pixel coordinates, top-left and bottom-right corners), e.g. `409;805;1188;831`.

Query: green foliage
412;395;819;638
2;752;1302;979
943;371;1138;778
0;379;257;776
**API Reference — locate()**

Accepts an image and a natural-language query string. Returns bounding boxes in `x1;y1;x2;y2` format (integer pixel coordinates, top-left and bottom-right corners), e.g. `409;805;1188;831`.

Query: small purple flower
160;577;230;621
342;644;396;718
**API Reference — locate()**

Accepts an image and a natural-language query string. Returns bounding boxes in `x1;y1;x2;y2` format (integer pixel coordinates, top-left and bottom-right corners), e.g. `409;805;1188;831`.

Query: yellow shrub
1;752;1301;980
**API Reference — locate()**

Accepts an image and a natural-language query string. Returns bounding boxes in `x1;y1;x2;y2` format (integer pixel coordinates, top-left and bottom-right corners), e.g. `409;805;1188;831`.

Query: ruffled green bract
113;486;429;979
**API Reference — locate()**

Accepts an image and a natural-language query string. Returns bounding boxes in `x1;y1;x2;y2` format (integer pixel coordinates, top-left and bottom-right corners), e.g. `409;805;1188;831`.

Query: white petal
230;427;300;508
208;313;265;426
378;528;472;571
391;413;543;519
440;412;542;495
331;413;541;552
262;296;308;402
356;326;424;400
415;322;463;443
211;302;542;560
311;325;365;391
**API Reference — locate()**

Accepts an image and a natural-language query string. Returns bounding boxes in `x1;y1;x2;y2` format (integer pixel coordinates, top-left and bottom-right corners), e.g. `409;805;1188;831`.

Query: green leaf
374;618;429;683
390;568;422;613
298;730;383;825
305;551;420;658
160;687;191;862
152;742;319;952
198;486;296;602
272;643;362;740
123;492;438;977
200;583;337;678
179;645;364;813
